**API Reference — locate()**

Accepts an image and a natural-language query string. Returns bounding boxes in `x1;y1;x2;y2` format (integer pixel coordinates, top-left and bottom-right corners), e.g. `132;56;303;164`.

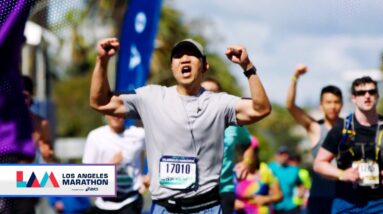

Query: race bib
352;160;380;186
159;156;197;190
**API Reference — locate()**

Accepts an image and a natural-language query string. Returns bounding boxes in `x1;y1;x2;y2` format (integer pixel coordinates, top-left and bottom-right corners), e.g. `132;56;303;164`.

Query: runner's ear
202;61;209;73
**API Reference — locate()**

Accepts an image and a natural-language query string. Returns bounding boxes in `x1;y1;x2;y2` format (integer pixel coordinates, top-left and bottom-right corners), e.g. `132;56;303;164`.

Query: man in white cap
90;37;271;213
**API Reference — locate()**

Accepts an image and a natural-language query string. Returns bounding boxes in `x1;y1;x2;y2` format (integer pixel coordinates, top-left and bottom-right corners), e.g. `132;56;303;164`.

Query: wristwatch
244;66;257;78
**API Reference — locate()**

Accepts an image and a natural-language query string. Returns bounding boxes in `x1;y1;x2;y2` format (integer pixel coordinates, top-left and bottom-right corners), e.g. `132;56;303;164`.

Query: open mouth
181;66;192;77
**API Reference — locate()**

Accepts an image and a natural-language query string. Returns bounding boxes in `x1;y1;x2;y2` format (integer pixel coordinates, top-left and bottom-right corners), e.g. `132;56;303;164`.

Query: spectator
269;147;303;214
234;137;282;214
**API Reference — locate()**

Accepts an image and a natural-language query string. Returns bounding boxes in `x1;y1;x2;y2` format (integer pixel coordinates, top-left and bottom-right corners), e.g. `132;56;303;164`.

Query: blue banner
116;0;163;92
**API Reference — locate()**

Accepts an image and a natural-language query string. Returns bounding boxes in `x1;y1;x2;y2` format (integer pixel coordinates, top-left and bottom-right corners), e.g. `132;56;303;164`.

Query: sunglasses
353;89;378;96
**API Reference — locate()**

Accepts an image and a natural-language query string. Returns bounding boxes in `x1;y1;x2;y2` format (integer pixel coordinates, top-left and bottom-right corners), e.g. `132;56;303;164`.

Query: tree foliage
50;1;127;137
53;72;103;136
247;103;304;161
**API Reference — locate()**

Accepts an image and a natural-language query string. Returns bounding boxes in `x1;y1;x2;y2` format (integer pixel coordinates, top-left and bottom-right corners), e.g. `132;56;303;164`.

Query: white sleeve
82;132;99;163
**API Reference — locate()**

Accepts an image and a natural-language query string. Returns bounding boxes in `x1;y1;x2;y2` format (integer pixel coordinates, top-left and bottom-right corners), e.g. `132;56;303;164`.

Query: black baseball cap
277;146;289;154
170;39;206;60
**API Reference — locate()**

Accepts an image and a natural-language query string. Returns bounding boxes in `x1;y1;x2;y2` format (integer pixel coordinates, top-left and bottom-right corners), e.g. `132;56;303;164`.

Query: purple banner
0;0;35;161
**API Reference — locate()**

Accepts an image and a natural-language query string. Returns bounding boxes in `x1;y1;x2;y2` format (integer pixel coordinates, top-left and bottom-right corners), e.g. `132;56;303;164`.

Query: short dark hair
202;77;222;92
288;152;301;162
22;75;34;95
320;85;343;103
351;76;378;95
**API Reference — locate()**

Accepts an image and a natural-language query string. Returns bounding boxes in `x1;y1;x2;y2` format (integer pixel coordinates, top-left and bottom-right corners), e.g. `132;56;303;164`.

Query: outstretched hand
294;64;308;78
225;45;252;71
97;38;120;61
233;161;250;180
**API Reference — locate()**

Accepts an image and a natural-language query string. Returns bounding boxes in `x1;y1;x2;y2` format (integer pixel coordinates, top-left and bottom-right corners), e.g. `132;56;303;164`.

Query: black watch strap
244;66;257;78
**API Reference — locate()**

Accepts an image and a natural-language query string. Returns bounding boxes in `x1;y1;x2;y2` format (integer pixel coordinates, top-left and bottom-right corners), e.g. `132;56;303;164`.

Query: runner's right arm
314;147;358;182
314;126;359;182
286;64;319;145
90;38;127;117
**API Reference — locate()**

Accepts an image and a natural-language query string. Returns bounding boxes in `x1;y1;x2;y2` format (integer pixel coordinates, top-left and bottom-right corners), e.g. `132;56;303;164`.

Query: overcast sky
172;0;383;106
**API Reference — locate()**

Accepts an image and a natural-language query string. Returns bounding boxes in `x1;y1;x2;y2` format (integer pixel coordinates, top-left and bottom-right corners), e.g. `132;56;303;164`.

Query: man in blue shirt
269;147;303;214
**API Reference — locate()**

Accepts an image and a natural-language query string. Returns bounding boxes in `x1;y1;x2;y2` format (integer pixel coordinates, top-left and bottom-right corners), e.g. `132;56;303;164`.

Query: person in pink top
234;137;282;214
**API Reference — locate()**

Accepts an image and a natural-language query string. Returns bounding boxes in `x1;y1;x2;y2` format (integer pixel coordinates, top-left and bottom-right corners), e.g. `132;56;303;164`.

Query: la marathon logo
16;171;59;188
0;165;115;196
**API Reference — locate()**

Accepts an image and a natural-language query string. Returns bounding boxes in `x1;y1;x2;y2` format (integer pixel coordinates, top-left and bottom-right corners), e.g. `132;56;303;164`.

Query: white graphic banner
0;164;116;196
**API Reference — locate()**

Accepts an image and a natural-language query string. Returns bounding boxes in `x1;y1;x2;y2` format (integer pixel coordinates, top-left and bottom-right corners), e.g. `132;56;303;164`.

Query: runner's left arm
225;45;271;125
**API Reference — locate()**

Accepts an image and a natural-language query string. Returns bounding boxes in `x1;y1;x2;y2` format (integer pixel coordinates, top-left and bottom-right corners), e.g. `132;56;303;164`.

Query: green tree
50;1;128;137
248;103;304;161
53;72;103;136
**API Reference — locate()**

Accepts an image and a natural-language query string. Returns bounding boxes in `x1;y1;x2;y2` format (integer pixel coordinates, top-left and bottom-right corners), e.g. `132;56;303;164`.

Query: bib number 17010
166;163;191;174
159;156;197;190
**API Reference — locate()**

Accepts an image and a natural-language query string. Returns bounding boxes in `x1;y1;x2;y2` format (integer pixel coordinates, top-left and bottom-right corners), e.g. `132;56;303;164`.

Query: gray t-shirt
311;121;329;158
120;85;240;199
310;120;336;198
